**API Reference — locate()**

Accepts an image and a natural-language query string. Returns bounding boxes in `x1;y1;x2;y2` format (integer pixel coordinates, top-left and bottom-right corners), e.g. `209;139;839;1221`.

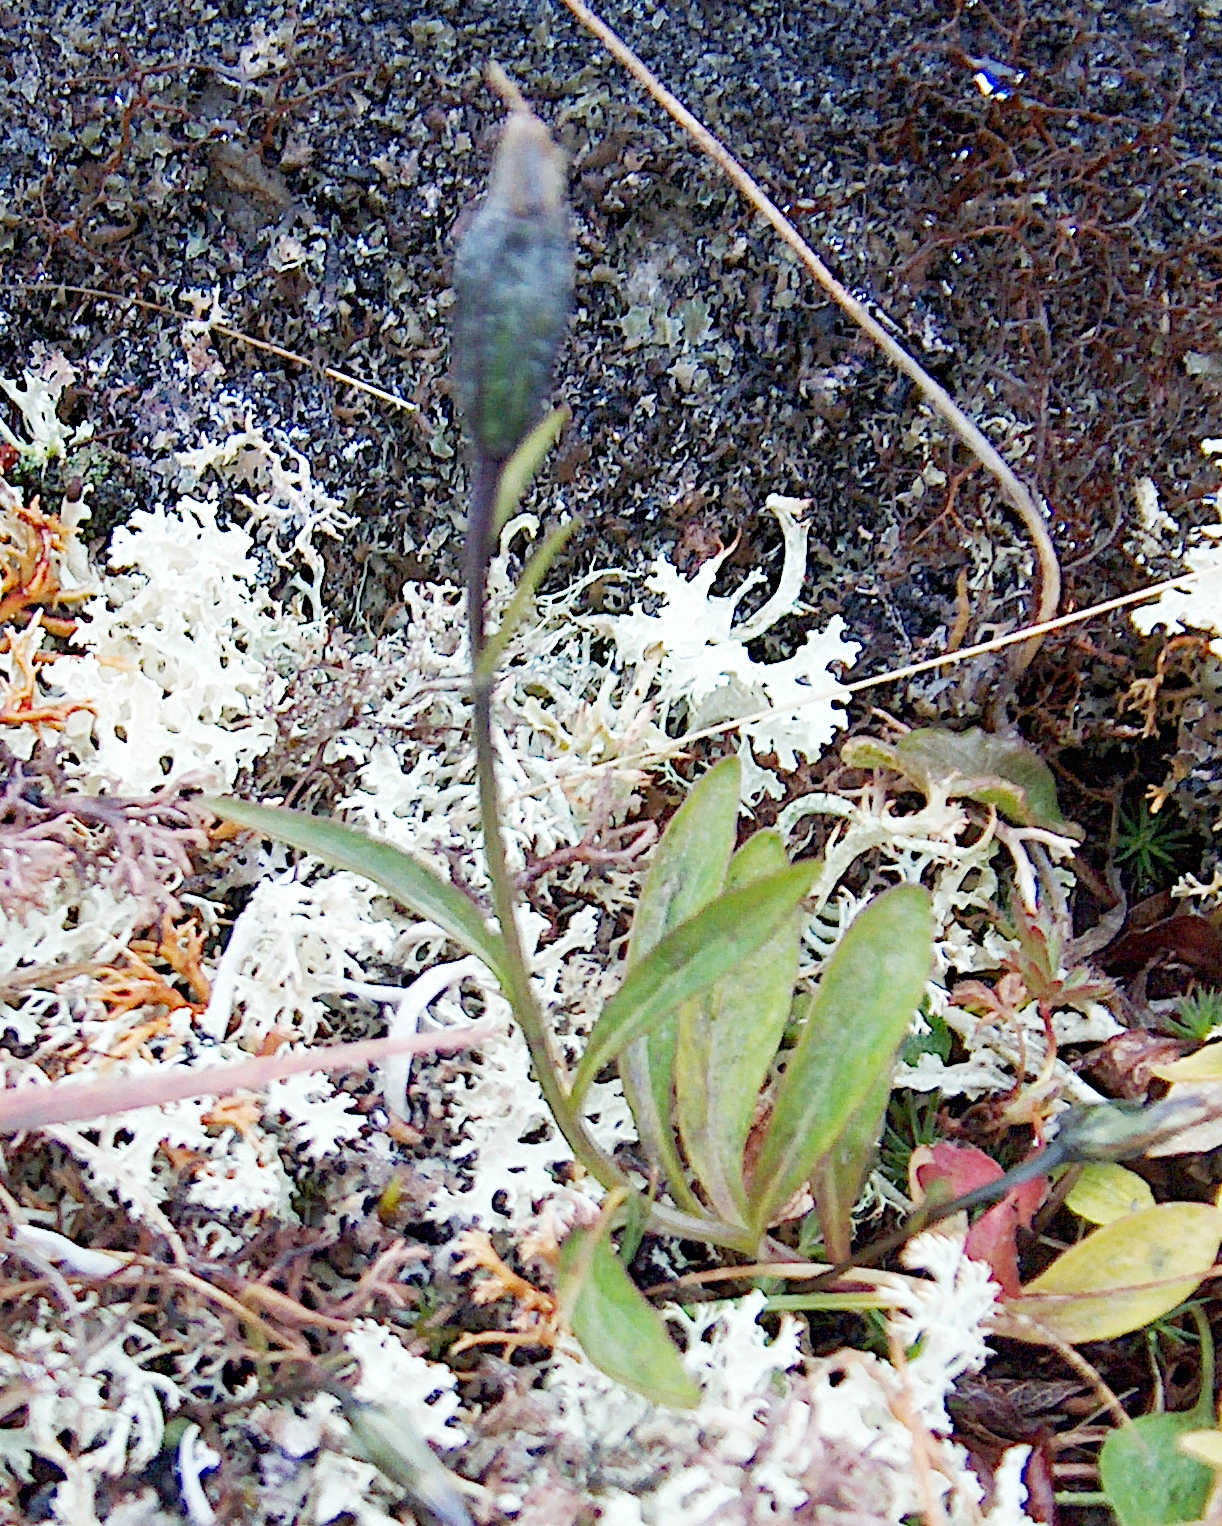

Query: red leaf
916;1139;1003;1197
916;1141;1048;1296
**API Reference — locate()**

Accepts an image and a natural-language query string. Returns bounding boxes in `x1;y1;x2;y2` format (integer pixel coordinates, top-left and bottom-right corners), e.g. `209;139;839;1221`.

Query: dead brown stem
0;1023;492;1134
560;0;1061;674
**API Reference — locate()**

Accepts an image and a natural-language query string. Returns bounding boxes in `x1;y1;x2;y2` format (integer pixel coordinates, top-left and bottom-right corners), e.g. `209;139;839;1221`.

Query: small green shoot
879;1091;942;1193
209;85;950;1394
1164;989;1222;1045
1116;799;1191;892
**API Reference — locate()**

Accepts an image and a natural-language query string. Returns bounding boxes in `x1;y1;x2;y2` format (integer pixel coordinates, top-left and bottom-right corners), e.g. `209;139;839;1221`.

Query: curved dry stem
0;1025;495;1135
560;0;1060;673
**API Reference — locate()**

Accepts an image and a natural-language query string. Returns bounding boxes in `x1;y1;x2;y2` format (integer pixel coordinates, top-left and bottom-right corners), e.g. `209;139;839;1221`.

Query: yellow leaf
1179;1430;1222;1470
1151;1043;1222;1082
1006;1202;1222;1344
1065;1163;1155;1225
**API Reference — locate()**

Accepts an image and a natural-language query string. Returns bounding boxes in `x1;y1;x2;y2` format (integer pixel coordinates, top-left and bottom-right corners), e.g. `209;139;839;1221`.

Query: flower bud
452;109;572;462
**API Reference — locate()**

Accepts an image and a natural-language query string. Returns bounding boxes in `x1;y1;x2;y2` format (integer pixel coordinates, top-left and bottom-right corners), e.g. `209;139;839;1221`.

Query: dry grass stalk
0;1022;493;1134
560;0;1060;673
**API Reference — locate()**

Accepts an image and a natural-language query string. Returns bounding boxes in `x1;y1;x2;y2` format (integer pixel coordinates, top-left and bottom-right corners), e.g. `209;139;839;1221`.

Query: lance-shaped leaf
203;798;509;986
675;829;798;1225
747;883;933;1233
627;758;740;962
809;1058;897;1265
557;1223;700;1409
573;859;818;1110
619;757;739;1211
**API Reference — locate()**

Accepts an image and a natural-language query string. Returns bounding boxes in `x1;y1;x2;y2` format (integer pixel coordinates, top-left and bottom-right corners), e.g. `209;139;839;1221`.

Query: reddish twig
0;1023;492;1135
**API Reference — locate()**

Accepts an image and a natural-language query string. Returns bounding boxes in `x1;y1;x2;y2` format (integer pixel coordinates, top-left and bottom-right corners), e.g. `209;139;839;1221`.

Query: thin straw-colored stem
560;0;1060;672
679;567;1210;751
506;562;1216;794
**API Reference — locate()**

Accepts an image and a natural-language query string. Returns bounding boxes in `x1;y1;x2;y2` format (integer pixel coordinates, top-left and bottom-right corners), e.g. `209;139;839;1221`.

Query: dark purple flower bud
452;109;572;463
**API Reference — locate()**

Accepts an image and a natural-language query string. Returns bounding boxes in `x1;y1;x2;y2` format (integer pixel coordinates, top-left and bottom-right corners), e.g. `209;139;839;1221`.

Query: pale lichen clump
1129;442;1222;650
600;493;859;801
485;1255;1032;1526
0;350;94;468
0;361;1045;1525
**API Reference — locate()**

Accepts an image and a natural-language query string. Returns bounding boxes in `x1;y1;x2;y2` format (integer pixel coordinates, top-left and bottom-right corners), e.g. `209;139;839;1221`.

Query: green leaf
573;860;818;1110
810;1057;897;1264
558;1225;700;1409
627;758;740;963
900;1010;952;1065
477;519;577;678
675;830;798;1225
1011;1202;1222;1344
841;726;1081;839
747;884;933;1233
493;406;570;534
620;758;739;1211
202;798;509;987
1099;1308;1215;1526
1101;1413;1215;1526
343;1399;473;1526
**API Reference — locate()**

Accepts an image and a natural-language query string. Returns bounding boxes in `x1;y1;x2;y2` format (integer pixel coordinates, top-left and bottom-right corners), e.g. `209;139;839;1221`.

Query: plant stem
466;452;755;1253
468;454;590;1161
471;671;615;1177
